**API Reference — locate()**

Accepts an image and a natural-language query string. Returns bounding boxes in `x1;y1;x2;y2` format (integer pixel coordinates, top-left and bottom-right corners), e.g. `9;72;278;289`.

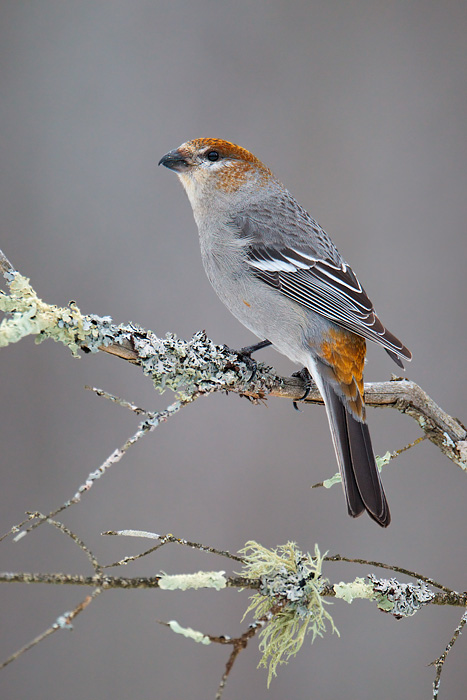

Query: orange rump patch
319;329;367;417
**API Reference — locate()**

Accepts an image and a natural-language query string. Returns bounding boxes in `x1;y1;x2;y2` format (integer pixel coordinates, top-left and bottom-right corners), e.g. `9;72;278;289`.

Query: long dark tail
319;379;390;527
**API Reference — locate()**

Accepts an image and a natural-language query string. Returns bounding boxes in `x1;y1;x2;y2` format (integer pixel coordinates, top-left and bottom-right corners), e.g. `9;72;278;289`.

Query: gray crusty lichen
133;329;250;397
334;575;434;618
368;575;434;618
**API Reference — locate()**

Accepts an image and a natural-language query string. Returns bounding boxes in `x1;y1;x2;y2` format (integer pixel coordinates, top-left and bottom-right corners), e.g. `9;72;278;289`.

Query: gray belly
202;253;314;367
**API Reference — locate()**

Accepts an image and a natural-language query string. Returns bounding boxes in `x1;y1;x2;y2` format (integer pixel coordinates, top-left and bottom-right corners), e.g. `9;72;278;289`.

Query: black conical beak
158;148;189;172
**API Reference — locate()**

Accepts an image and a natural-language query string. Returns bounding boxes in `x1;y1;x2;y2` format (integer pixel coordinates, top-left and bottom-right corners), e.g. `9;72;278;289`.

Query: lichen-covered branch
1;248;466;471
1;523;466;694
0;563;465;605
1;545;466;690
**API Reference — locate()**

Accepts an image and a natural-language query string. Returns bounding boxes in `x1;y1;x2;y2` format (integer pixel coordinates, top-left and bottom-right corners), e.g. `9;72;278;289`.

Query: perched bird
159;138;412;527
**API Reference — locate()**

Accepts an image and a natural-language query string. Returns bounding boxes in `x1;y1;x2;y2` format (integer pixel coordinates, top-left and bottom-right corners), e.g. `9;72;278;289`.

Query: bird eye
206;150;220;162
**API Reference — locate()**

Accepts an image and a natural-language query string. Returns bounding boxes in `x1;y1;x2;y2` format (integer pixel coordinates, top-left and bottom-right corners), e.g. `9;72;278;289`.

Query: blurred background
1;2;466;698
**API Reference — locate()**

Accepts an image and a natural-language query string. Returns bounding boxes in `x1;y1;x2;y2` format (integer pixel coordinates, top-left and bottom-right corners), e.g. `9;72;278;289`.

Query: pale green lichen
375;595;395;613
158;570;227;591
333;578;374;603
239;541;338;686
0;269;278;398
376;451;393;468
322;451;392;489
167;620;211;645
322;471;342;489
0;273;87;355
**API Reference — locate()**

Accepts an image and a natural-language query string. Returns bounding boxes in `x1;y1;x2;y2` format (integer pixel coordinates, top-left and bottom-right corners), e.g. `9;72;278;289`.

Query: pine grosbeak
159;138;412;527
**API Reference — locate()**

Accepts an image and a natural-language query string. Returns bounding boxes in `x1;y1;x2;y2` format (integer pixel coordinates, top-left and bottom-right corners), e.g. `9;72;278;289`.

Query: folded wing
233;208;411;364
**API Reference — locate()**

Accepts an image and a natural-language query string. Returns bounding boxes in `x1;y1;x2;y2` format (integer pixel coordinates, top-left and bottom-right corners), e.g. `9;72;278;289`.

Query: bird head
159;138;276;210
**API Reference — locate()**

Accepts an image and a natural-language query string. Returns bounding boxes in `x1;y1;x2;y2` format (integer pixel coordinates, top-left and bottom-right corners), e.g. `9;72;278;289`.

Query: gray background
1;2;466;699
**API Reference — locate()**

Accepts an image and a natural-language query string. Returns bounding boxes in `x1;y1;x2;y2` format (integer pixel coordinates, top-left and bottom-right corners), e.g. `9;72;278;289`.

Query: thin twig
311;434;429;490
159;600;287;699
102;530;244;567
0;589;101;670
84;385;151;415
430;609;467;698
12;398;191;542
0;513;36;544
27;513;102;573
0;249;15;277
214;600;288;699
325;554;454;594
393;433;428;456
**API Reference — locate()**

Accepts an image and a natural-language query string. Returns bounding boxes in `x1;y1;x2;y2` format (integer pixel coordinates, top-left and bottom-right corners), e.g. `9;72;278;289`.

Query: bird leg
239;338;272;355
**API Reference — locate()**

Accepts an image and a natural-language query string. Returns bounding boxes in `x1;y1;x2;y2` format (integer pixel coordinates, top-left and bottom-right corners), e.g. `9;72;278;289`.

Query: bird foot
224;339;271;381
292;366;313;411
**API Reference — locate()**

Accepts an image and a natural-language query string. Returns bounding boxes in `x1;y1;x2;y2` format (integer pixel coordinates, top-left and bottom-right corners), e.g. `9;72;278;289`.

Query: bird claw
224;339;271;382
292;366;313;411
